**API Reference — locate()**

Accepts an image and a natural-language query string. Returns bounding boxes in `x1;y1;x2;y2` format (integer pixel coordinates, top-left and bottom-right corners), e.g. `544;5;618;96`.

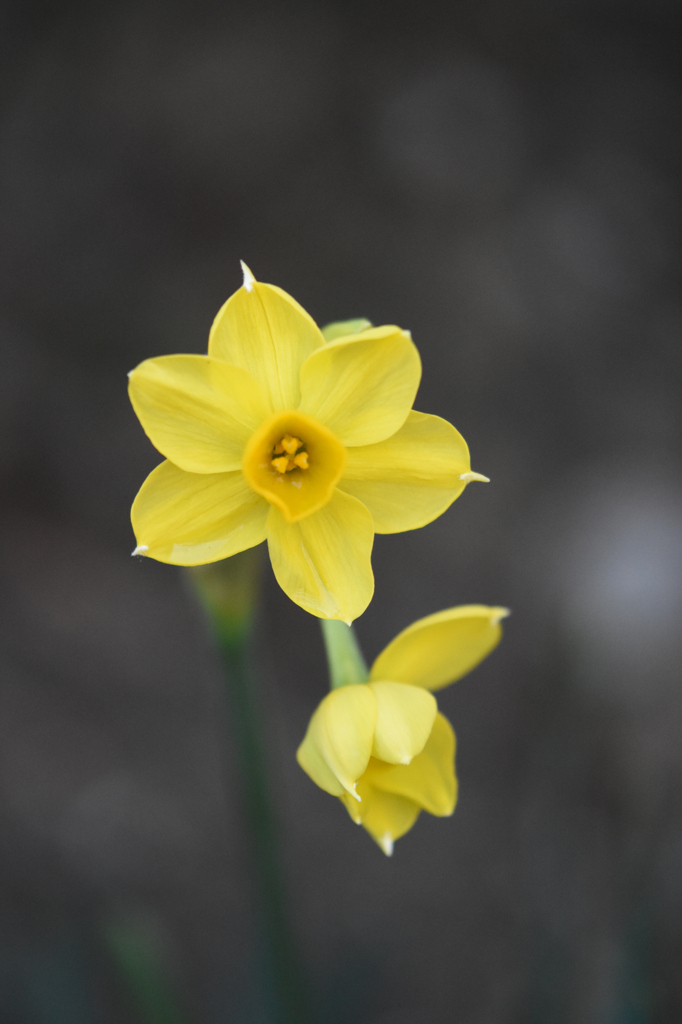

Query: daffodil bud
299;604;509;854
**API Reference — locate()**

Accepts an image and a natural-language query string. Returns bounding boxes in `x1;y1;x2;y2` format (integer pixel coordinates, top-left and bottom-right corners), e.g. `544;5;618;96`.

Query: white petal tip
491;608;511;625
459;471;490;484
378;833;394;856
348;783;362;803
240;260;256;292
400;756;412;765
132;545;149;557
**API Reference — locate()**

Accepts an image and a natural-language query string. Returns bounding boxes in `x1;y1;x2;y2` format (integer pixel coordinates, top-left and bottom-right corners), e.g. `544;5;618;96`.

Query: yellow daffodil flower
129;264;488;623
297;605;508;853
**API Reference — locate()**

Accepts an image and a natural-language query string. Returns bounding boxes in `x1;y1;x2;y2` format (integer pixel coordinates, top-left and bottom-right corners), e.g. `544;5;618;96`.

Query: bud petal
366;713;457;817
296;685;377;800
368;682;437;765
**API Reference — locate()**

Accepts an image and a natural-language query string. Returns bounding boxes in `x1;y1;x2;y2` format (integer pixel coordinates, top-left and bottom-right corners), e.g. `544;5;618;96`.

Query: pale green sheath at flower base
297;605;509;854
128;263;488;624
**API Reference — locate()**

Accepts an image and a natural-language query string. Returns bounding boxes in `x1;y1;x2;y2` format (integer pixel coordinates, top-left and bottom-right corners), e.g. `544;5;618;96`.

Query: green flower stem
103;913;186;1024
320;620;369;689
188;551;309;1024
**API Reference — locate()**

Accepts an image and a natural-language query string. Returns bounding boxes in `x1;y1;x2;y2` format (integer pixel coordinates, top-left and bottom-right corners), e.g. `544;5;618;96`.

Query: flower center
271;435;309;474
242;411;347;523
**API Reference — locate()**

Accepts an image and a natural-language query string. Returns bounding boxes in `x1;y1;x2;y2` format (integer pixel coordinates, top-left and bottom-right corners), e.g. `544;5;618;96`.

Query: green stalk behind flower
189;550;309;1024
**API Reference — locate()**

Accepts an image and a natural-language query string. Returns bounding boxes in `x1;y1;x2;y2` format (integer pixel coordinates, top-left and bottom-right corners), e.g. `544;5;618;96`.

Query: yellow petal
298;326;421;446
208;270;325;411
296;685;377;800
368;682;437;765
341;411;474;533
366;713;457;817
341;787;421;855
370;604;509;692
242;410;346;523
266;490;374;622
296;732;346;798
131;461;268;565
128;356;272;473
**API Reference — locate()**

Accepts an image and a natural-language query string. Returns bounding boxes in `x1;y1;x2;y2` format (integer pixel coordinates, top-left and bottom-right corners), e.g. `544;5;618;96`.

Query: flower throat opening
271;434;309;474
242;409;346;522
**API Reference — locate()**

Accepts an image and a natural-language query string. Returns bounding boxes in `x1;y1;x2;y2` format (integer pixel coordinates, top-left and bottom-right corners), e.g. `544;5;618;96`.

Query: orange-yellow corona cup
297;605;508;853
128;264;488;623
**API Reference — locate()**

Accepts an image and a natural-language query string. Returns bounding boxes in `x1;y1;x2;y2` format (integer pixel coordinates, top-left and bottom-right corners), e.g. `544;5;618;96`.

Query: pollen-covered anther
281;434;302;455
271;435;308;474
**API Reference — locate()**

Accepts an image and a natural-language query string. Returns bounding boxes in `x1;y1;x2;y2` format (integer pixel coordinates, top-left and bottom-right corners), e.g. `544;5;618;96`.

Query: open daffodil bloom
297;605;508;853
129;264;487;622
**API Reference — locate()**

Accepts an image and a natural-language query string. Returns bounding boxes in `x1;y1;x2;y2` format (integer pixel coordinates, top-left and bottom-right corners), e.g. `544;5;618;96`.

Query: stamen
271;434;309;475
281;434;302;455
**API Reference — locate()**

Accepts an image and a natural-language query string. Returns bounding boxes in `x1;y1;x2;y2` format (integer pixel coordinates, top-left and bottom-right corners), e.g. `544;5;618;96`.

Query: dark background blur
1;0;682;1021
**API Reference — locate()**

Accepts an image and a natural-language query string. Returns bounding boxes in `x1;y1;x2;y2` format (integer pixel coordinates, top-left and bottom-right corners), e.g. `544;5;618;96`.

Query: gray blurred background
1;0;681;1021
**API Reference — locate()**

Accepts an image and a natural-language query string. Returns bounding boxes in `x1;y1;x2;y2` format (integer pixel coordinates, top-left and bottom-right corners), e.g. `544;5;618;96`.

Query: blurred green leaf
103;914;186;1024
